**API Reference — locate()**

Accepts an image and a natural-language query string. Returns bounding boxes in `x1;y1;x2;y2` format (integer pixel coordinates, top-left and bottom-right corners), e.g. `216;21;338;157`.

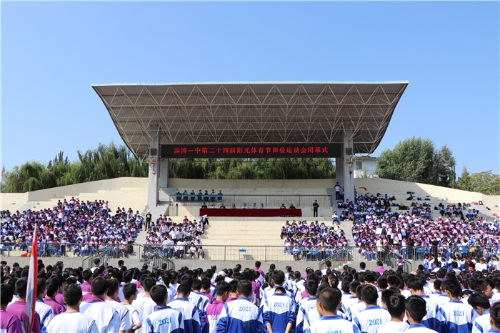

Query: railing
3;243;500;266
173;194;333;209
82;244;175;270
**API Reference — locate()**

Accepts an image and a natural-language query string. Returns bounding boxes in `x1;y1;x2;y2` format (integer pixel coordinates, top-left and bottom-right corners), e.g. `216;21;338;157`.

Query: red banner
24;226;38;333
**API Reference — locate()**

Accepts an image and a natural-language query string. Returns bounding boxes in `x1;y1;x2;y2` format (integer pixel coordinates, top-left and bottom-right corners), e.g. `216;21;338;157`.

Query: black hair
1;283;14;305
361;284;378;305
442;279;462;298
317;287;340;313
387;275;400;288
491;303;500;328
64;283;83;307
123;283;137;300
305;280;319;295
365;274;375;284
192;279;202;291
271;270;285;285
360;262;366;269
349;280;360;293
215;282;231;296
176;283;191;297
387;294;406;318
91;277;108;296
405;296;427;322
150;285;168;305
475;280;491;295
406;276;424;291
35;278;46;298
467;293;491;310
377;277;388;290
179;274;194;288
341;281;350;293
106;279;119;297
381;288;396;305
15;278;28;298
142;277;156;293
201;278;211;291
46;279;61;297
236;280;253;297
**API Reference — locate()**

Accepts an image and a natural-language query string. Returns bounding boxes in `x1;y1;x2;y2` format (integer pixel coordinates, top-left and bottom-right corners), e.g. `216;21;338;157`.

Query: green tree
457;166;472;191
469;171;500;195
376;137;436;183
433;145;456;187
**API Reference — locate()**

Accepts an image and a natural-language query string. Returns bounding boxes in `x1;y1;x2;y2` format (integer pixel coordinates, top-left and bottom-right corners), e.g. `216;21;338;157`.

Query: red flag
23;225;38;333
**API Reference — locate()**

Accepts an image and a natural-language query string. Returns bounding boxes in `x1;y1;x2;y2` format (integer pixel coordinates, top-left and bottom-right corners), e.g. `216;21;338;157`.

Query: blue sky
1;2;499;176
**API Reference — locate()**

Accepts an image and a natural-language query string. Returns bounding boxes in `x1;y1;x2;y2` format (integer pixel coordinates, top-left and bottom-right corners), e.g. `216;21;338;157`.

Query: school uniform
262;293;296;333
216;296;265;333
353;305;391;333
145;306;184;333
437;300;475;333
309;315;359;333
168;297;200;333
80;296;120;333
47;312;99;333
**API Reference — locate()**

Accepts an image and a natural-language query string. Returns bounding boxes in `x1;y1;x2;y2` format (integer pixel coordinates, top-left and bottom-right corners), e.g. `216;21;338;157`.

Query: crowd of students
0;199;143;257
143;216;206;260
3;256;500;333
280;220;350;261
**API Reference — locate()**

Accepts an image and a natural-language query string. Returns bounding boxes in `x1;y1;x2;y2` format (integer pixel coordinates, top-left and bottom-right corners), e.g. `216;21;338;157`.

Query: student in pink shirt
206;282;231;333
1;284;22;333
6;278;42;333
44;279;66;315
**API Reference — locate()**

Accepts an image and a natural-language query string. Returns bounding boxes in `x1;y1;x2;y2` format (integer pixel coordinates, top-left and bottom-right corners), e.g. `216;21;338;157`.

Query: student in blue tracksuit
352;285;391;333
296;280;319;333
308;287;359;333
145;285;184;333
216;280;265;333
437;279;475;333
167;284;201;333
405;296;438;332
263;287;296;333
468;293;491;333
406;276;441;332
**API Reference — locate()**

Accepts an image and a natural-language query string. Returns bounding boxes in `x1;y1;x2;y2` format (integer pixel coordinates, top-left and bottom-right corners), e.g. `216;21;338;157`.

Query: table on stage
199;208;302;217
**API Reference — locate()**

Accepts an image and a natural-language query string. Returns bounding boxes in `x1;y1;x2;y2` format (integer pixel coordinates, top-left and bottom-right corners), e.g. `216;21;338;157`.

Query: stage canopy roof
93;81;408;157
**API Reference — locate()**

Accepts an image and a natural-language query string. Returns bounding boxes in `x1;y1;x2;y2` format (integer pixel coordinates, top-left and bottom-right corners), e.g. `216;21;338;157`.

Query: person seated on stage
242;203;248;209
201;202;208;209
220;203;226;209
210;189;216;202
182;190;189;201
280;204;286;209
190;190;196;202
260;203;265;209
217;190;223;201
176;191;182;201
197;190;203;201
210;203;217;209
231;204;236;209
289;204;296;209
203;190;209;202
251;203;258;209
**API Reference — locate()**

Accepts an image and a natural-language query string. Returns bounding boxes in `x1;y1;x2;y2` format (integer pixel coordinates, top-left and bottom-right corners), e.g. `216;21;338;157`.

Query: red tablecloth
199;208;302;217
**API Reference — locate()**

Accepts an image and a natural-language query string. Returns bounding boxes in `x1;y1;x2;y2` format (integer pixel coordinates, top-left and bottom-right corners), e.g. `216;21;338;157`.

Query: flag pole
24;225;38;333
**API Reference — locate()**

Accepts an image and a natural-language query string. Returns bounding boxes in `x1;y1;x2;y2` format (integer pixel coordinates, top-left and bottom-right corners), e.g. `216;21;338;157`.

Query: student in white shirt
376;294;409;333
405;296;438;332
47;284;99;333
105;279;132;333
35;278;55;333
79;277;120;333
133;277;157;333
121;283;142;332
